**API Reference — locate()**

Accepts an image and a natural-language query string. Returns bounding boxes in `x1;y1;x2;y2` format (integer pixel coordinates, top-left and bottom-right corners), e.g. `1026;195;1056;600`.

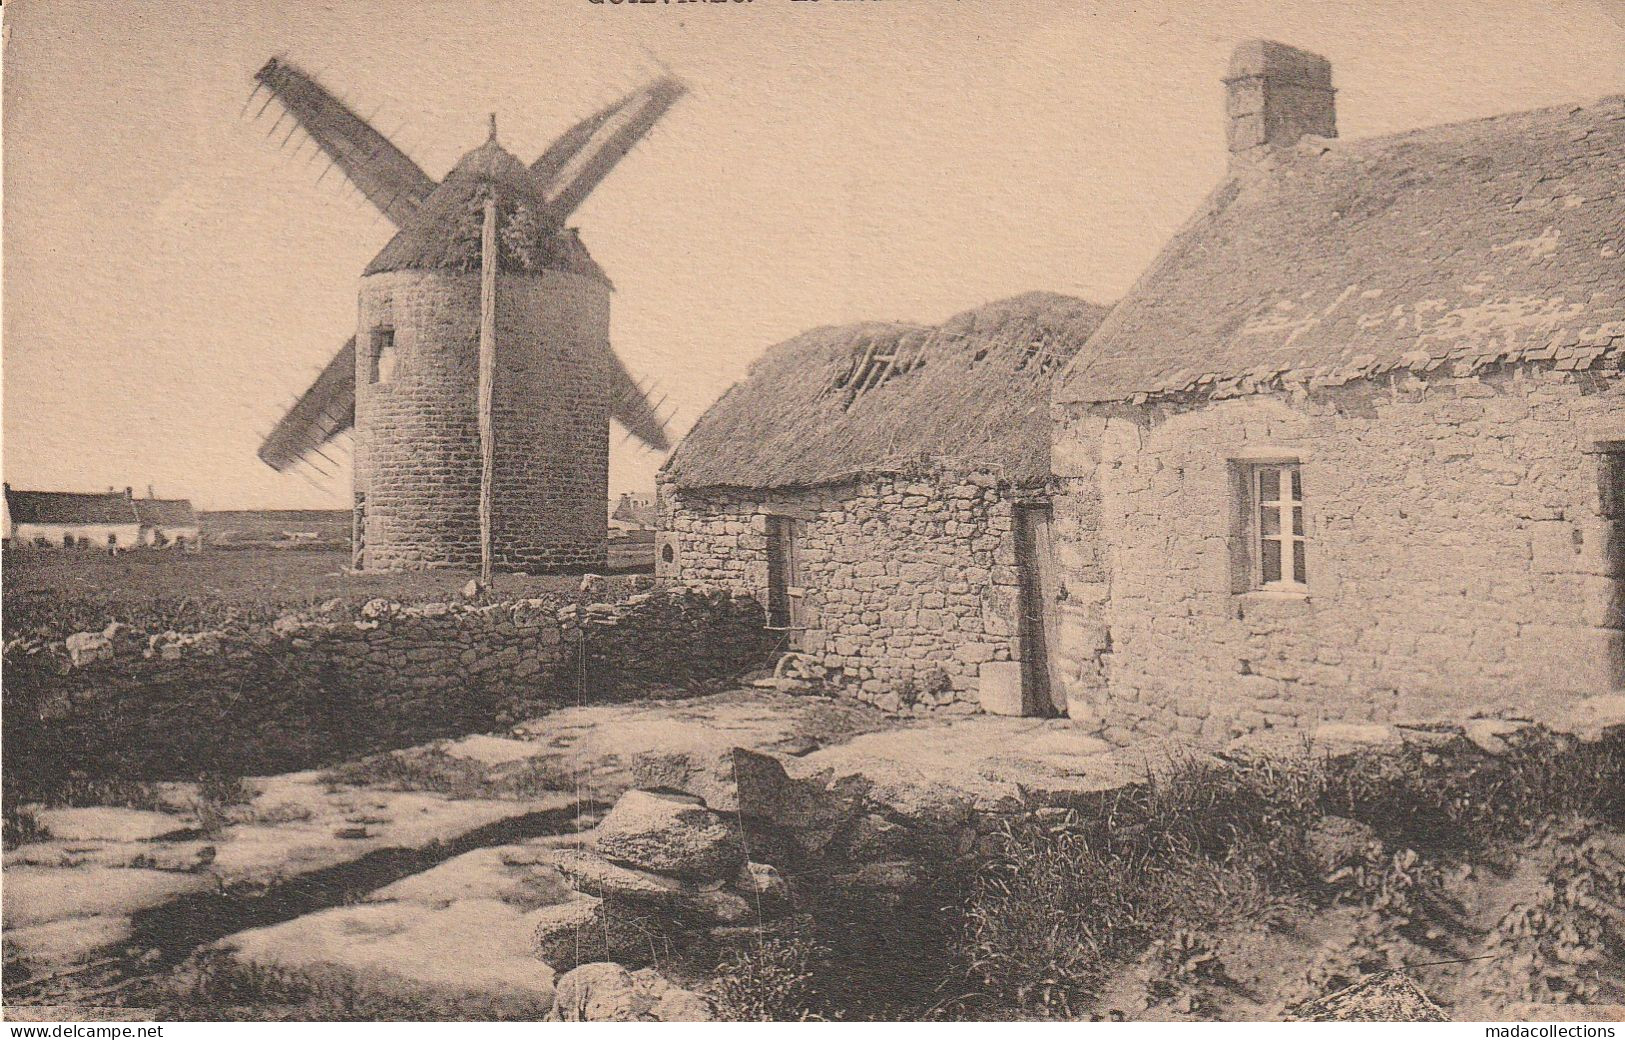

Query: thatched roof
133;498;197;527
663;292;1108;491
364;138;608;282
4;488;138;526
1057;95;1625;405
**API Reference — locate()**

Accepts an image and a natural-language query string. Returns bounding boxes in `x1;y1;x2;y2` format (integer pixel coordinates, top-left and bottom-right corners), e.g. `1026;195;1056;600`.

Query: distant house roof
1056;95;1625;405
134;498;198;527
4;488;138;526
612;493;656;526
363;137;608;283
664;292;1109;491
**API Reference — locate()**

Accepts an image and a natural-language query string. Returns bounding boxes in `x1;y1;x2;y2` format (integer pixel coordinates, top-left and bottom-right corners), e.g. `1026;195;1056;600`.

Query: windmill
249;58;680;578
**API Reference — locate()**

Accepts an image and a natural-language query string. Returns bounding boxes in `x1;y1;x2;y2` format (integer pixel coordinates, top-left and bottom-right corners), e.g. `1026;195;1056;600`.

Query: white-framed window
1243;461;1307;591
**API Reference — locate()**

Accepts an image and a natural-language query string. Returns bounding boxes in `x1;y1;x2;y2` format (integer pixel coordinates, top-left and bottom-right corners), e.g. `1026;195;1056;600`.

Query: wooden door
765;516;805;646
1014;503;1063;716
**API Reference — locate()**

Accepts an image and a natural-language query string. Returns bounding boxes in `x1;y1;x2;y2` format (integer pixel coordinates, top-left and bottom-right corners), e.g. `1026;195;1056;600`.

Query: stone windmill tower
251;59;679;574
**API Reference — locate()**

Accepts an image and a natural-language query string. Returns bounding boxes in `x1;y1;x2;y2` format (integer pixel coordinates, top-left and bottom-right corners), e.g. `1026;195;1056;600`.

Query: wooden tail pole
478;190;499;587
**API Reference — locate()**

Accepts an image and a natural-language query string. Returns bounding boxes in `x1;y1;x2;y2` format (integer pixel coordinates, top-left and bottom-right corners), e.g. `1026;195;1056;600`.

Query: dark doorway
1602;447;1625;687
765;515;805;646
1014;503;1063;716
352;492;367;571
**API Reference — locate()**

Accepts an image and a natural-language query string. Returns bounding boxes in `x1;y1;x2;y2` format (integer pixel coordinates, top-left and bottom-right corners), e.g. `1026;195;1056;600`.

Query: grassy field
2;546;653;639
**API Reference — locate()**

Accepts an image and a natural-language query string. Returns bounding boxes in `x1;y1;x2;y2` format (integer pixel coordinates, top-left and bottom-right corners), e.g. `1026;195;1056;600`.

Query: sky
3;0;1623;510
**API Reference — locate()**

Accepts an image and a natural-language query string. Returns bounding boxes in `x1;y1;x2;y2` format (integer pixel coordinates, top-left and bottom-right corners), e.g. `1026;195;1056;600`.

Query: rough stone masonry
1052;367;1625;747
659;473;1028;714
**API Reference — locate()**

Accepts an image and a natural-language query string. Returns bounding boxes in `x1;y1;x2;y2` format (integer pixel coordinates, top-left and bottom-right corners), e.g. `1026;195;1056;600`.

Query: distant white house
134;493;201;548
4;485;142;548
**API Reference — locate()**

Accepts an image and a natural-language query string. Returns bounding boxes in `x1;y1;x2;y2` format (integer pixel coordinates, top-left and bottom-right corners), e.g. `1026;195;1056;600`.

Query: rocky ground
7;690;1621;1021
3;688;1149;1019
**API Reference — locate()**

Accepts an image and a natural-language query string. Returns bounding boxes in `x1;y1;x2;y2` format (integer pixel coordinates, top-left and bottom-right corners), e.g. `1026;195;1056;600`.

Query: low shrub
2;805;51;850
1325;727;1625;852
958;754;1324;1017
711;936;828;1022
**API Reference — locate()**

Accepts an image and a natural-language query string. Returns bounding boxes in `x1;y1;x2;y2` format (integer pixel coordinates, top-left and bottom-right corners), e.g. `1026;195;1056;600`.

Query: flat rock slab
367;845;576;910
213;897;557;1014
2;866;211;929
32;807;192;843
205;779;577;889
4;915;135;966
439;735;549;767
509;690;888;800
791;716;1149;816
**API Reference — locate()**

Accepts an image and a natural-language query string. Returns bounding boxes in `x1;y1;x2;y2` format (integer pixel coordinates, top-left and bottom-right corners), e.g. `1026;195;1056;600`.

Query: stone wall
6;586;774;787
1051;365;1625;746
659;474;1030;713
355;268;611;572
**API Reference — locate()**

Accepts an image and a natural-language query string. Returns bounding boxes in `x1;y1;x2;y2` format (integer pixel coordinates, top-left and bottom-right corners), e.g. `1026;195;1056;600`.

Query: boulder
681;888;753;926
64;630;114;667
548;962;715;1022
630;746;793;817
549;962;643;1022
579;574;609;600
545;848;688;903
530;896;606;970
841;814;919;861
1464;718;1530;755
733;861;792;914
593;791;745;880
835;859;926;906
651;986;715;1022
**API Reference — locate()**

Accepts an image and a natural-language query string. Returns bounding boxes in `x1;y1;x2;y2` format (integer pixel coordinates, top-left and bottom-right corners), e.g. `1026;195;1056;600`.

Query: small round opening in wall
661;544;674;564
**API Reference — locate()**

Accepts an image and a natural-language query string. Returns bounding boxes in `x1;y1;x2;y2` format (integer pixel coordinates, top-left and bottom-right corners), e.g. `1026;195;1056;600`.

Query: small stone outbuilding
134;495;200;548
1050;41;1625;745
660;293;1107;714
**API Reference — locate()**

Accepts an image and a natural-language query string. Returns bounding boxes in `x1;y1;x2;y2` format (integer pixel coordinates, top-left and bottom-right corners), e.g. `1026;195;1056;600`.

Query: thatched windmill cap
364;135;607;282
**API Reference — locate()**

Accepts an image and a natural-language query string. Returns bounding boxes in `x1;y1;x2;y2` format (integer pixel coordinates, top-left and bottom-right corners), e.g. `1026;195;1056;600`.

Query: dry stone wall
7;587;774;785
1051;365;1625;746
659;474;1028;713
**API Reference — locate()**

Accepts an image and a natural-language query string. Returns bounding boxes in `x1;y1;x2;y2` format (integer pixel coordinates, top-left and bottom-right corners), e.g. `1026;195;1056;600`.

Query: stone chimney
1225;40;1336;160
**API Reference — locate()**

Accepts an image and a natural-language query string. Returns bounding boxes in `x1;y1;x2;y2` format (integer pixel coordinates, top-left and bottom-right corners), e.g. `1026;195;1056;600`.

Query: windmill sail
607;351;671;452
259;338;356;472
254;58;437;228
537;76;687;224
528;93;634;189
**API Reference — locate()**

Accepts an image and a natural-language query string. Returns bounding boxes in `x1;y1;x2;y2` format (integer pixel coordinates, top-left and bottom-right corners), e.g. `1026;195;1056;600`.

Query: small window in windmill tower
1237;461;1308;591
368;328;397;385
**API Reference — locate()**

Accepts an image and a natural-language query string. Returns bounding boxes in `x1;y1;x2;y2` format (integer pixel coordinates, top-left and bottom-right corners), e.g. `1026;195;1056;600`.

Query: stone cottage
660;293;1107;714
1050;41;1625;745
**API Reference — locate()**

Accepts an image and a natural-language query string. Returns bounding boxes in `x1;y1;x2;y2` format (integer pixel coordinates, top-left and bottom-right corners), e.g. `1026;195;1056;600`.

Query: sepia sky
3;0;1623;510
